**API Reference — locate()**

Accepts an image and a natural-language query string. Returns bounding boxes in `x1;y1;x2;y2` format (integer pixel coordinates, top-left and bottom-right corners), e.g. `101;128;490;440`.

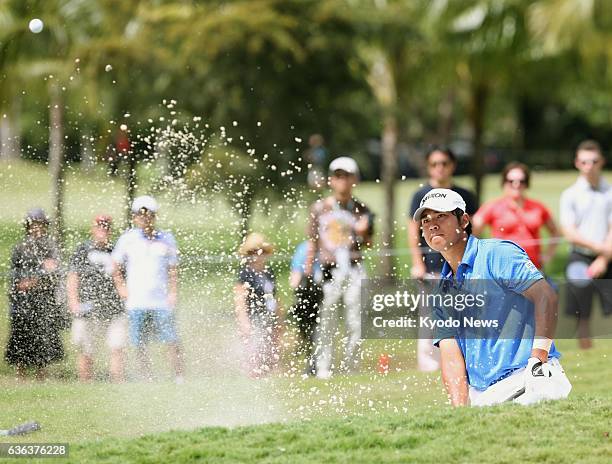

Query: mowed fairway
0;160;610;463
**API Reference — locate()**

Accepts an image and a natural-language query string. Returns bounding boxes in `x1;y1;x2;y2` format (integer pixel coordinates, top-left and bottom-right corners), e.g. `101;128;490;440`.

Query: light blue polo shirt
432;235;560;391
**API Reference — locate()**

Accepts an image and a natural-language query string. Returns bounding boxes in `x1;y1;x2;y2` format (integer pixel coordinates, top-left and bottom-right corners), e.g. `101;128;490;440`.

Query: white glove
516;357;552;405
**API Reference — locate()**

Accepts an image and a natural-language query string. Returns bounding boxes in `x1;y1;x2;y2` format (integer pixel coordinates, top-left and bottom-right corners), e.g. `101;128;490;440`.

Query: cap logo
421;192;447;205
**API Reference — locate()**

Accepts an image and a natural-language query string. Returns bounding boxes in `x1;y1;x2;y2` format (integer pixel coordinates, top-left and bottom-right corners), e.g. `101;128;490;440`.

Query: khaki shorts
71;315;128;355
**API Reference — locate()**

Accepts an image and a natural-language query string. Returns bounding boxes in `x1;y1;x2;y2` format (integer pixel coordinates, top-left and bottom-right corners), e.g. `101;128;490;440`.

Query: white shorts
71;315;128;356
469;358;572;407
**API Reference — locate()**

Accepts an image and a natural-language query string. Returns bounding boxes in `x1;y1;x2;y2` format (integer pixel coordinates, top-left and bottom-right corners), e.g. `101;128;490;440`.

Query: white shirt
112;228;179;310
560;176;612;254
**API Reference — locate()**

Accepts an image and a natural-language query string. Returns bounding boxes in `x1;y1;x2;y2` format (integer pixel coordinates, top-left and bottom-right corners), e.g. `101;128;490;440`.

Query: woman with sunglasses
472;162;560;270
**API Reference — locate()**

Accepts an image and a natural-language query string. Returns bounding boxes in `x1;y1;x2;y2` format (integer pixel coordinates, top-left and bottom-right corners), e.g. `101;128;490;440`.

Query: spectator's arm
305;204;319;275
584;222;612;278
561;224;604;255
112;261;128;301
439;338;469;406
66;271;81;315
471;213;486;237
542;217;561;266
408;219;425;278
289;270;303;289
234;283;251;340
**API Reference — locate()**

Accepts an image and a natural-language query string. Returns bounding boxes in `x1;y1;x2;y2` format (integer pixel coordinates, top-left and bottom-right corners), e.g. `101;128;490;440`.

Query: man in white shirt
560;140;612;349
112;195;184;382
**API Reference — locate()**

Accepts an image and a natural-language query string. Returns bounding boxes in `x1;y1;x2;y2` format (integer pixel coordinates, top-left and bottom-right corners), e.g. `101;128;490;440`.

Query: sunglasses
428;161;451;168
577;158;601;166
505;178;527;186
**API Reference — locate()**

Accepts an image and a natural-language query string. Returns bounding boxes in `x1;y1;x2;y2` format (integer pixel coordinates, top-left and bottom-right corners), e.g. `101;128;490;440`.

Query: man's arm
408;220;426;278
561;224;604;255
112;262;128;301
168;265;178;309
439;338;469;406
304;203;319;275
471;213;486;237
541;217;560;266
522;279;558;363
584;221;612;278
66;271;81;316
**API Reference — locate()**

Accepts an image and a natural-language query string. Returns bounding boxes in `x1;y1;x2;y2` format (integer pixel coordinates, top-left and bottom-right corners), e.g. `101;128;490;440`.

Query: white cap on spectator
132;195;159;213
329;156;360;177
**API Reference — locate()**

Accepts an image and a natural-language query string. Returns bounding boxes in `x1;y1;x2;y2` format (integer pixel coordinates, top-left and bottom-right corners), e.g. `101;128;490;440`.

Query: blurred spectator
306;156;374;379
560;140;612;349
305;134;328;191
112;196;184;382
288;240;323;376
234;233;281;378
473;162;560;270
4;209;65;381
67;215;127;382
407;146;478;372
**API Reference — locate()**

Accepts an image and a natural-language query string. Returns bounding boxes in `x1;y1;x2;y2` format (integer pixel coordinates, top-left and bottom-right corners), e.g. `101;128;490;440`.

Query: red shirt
474;197;552;268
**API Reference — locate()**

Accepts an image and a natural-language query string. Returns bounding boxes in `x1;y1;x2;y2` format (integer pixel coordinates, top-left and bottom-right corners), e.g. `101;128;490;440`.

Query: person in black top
234;233;281;378
5;209;65;380
67;215;127;382
407;147;478;371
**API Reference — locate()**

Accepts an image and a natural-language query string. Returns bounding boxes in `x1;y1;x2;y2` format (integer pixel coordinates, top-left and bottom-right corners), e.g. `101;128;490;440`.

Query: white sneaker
175;375;185;385
316;370;332;380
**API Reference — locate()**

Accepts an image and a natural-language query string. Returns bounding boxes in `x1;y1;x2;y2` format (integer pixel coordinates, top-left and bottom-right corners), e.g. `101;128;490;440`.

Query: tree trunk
48;83;65;247
0;100;21;160
467;81;488;203
126;153;137;225
436;90;455;145
381;113;398;278
237;186;254;239
81;130;96;173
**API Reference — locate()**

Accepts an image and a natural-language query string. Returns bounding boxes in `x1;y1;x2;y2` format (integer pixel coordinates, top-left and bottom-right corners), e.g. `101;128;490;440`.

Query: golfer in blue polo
413;188;571;406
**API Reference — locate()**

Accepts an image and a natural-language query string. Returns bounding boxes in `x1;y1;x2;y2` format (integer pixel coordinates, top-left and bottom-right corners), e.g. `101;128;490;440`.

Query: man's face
575;149;604;177
133;210;156;229
91;223;111;244
329;170;357;195
28;222;47;239
427;151;455;183
420;209;467;252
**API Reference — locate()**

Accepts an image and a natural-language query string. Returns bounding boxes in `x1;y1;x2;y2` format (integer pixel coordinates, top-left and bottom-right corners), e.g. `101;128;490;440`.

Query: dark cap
24;208;50;226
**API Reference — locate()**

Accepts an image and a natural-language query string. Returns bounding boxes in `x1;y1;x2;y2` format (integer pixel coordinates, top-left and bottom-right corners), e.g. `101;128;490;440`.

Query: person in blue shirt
413;188;572;406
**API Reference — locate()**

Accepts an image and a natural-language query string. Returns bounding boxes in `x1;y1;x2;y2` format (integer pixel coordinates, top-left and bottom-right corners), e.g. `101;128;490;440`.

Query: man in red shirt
473;162;560;269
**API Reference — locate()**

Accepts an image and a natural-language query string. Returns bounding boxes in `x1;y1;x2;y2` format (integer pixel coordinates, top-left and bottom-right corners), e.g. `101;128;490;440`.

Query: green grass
0;160;611;463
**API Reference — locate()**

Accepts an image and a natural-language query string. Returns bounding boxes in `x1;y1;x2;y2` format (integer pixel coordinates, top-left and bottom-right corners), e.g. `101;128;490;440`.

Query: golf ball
29;18;44;34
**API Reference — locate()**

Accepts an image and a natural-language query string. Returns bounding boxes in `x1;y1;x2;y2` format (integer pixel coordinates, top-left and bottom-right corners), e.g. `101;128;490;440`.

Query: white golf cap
329;156;360;176
412;188;466;222
132;195;159;213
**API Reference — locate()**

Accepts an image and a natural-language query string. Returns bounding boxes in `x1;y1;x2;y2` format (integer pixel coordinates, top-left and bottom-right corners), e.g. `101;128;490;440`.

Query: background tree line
2;0;612;275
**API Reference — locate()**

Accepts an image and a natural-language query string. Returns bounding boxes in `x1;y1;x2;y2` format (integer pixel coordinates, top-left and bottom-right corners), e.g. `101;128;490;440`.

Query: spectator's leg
315;270;344;378
343;265;365;373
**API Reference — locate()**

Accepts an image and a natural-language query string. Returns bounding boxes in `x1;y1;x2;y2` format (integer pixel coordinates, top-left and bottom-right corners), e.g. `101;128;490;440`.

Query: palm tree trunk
126;154;137;225
0;99;21;160
467;81;488;203
381;113;398;278
48;83;65;247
